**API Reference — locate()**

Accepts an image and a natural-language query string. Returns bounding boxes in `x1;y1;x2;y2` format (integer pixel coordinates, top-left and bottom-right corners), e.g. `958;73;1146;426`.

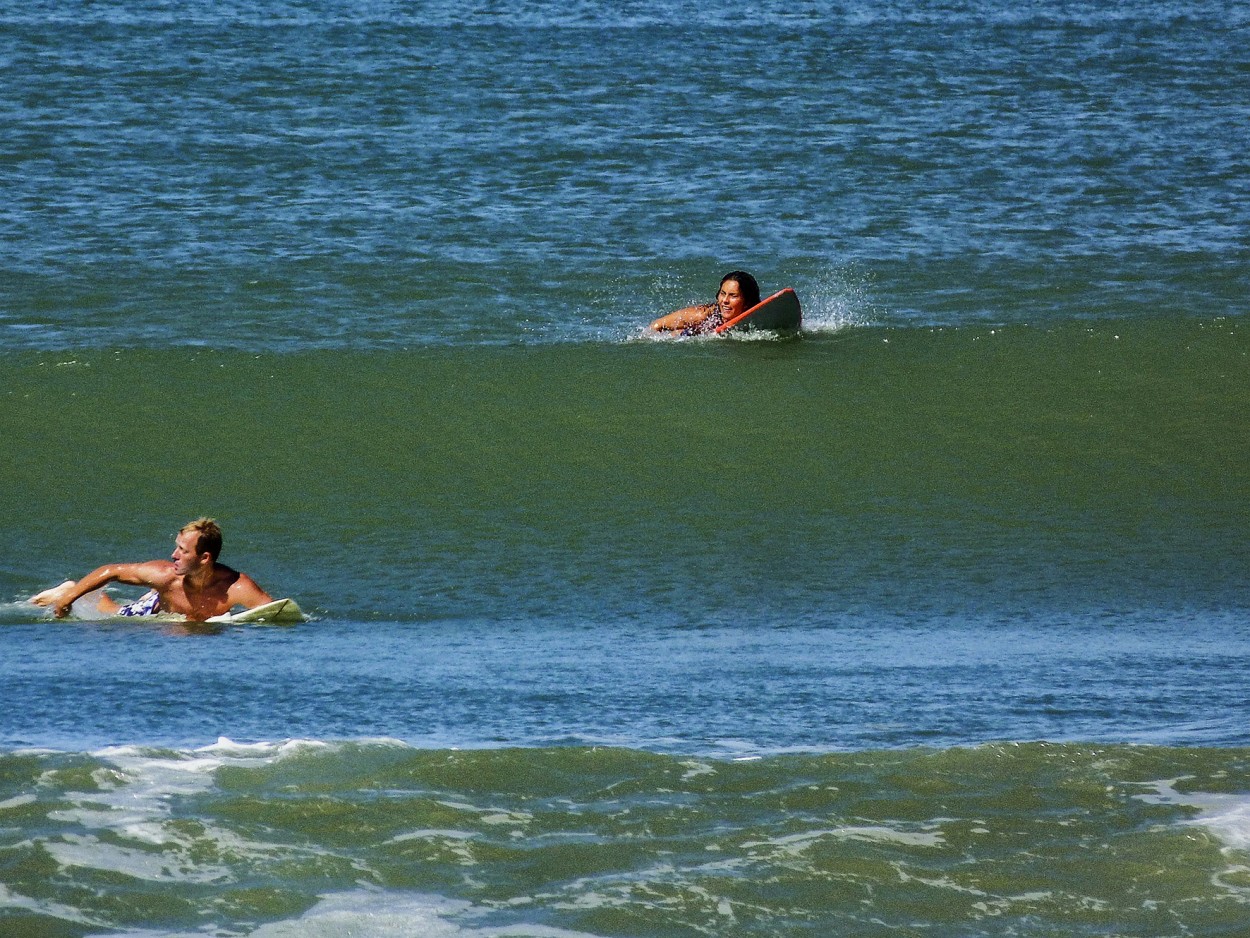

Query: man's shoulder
216;565;257;590
121;558;176;579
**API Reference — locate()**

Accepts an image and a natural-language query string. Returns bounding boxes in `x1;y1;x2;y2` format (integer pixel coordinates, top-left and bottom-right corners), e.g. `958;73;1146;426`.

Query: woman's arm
650;304;715;333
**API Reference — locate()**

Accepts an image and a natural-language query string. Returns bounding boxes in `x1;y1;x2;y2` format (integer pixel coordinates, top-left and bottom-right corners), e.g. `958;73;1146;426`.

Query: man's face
172;531;206;576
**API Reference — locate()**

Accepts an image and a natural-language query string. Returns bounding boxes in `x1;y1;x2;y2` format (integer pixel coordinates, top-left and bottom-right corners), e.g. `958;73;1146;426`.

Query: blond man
32;518;273;621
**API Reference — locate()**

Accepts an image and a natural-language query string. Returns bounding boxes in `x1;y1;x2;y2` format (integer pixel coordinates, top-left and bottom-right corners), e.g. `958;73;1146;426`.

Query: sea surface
2;1;1249;935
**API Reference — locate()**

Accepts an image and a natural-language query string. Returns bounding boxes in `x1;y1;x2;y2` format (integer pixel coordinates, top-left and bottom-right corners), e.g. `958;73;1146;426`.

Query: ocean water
2;1;1249;935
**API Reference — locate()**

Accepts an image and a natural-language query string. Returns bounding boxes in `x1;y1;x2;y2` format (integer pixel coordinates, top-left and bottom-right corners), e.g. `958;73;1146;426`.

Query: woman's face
716;279;748;319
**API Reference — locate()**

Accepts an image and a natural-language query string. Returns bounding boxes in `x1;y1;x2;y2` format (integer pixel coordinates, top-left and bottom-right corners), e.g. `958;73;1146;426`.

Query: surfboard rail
208;598;306;624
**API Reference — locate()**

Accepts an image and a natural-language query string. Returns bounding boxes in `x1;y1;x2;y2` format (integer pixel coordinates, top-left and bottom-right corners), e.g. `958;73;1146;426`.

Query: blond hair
180;517;223;561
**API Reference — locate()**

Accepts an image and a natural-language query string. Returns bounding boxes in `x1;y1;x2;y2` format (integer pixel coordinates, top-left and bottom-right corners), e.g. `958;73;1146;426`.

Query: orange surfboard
714;288;802;334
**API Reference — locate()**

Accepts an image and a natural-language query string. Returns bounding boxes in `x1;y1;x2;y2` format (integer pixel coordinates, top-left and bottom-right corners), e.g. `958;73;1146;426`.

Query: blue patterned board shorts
118;590;161;617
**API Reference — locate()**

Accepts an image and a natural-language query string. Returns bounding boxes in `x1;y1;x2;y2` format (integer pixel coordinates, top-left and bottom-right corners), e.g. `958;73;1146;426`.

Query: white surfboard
208;598;306;625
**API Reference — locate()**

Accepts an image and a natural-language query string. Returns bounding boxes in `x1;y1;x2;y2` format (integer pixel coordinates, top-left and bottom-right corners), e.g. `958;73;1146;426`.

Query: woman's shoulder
650;303;716;333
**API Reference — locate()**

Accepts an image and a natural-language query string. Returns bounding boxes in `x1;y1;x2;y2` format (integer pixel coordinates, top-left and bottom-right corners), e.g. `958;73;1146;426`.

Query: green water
2;742;1250;937
5;317;1246;619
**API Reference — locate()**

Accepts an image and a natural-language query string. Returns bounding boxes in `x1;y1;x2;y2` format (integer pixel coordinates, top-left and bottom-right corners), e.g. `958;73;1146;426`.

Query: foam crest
744;822;945;857
246;890;598;938
1135;778;1250;854
1188;792;1250;854
36;739;372;889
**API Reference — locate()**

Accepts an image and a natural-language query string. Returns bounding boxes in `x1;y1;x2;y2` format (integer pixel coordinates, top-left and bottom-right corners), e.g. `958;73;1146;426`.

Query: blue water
2;1;1249;934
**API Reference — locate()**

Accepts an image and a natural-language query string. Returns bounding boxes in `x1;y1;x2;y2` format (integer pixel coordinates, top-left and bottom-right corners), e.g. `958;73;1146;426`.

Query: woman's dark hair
719;270;760;309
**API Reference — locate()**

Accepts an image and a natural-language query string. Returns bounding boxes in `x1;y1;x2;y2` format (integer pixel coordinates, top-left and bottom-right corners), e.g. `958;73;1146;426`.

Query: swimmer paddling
31;517;273;622
650;270;761;336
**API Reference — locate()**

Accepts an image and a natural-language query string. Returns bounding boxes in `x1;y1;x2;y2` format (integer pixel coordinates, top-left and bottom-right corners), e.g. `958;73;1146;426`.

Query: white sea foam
832;825;946;848
1134;776;1250;879
42;832;233;884
36;739;369;888
85;889;602;938
257;890;603;938
0;883;103;932
435;799;534;826
385;828;479;844
0;792;37;811
1184;791;1250;854
679;759;717;780
744;823;945;857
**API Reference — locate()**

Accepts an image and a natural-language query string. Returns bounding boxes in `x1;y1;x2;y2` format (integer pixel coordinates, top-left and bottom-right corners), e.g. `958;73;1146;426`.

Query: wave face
4;317;1248;623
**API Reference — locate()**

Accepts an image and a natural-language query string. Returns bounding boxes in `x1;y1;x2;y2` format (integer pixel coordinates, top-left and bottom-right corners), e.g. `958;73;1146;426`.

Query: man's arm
227;573;274;610
37;561;173;618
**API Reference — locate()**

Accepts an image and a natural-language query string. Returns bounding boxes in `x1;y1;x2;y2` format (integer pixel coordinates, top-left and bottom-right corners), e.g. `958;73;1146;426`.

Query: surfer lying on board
31;517;273;622
650;270;761;336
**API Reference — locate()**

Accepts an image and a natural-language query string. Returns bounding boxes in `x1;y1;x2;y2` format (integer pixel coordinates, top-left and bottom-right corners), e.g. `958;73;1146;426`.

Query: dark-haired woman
650;270;761;335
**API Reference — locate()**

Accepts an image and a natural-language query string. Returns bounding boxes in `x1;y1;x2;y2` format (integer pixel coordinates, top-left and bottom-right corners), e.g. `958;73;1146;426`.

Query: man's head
179;517;223;562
